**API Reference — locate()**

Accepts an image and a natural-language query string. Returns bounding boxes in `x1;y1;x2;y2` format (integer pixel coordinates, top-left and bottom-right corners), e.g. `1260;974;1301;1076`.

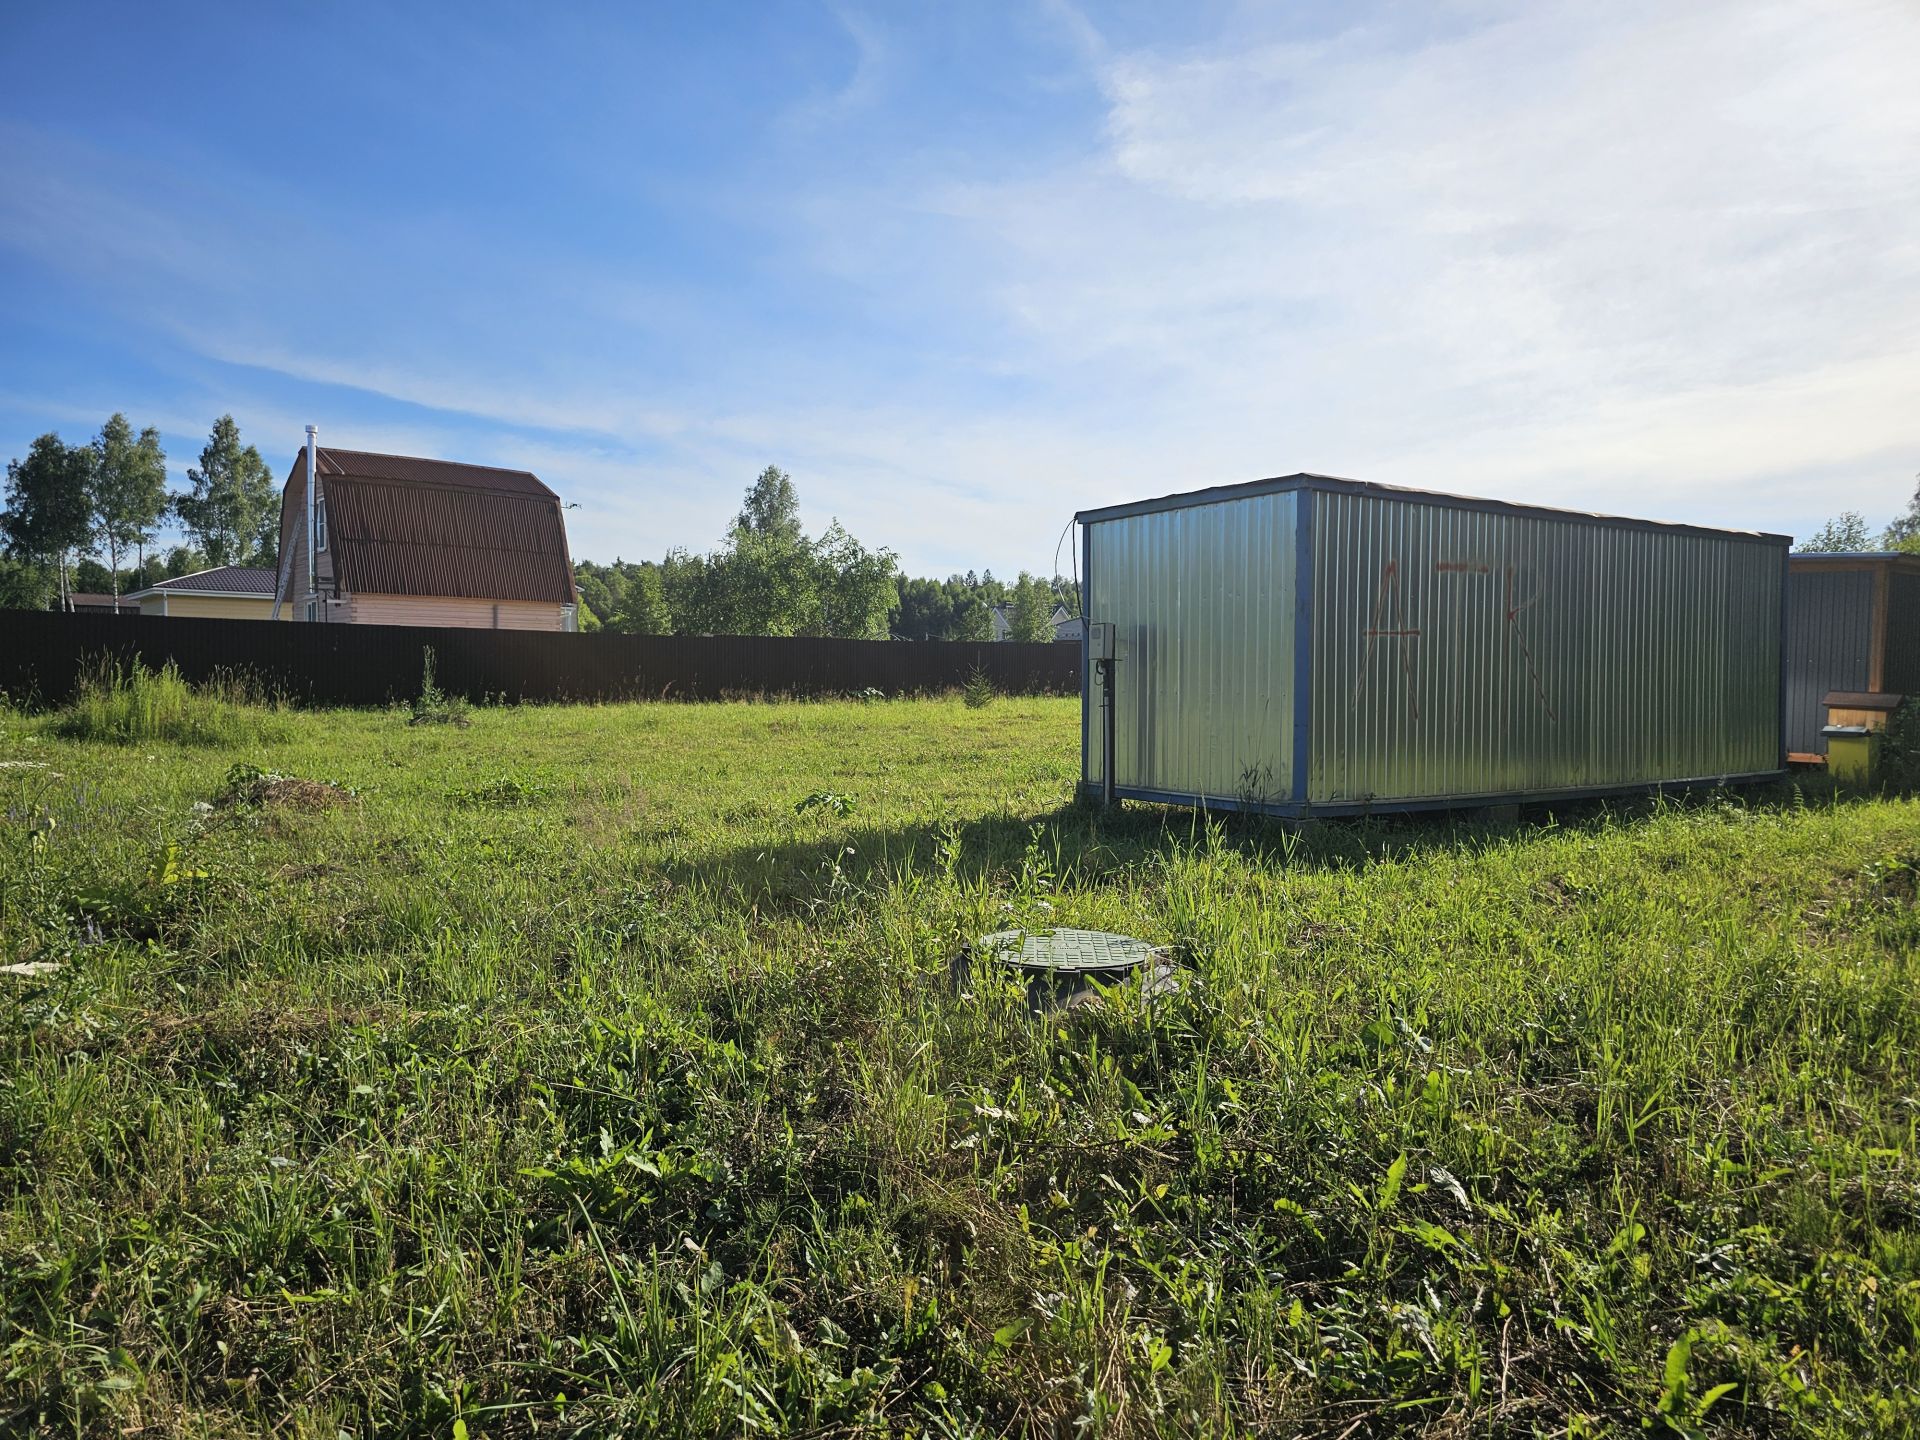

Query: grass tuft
52;657;289;747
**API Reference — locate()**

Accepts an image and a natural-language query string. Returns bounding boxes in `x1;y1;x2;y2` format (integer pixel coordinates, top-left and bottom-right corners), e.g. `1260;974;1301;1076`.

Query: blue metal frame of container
1079;520;1092;790
1775;544;1790;770
1102;771;1790;820
1075;473;1792;816
1290;486;1314;806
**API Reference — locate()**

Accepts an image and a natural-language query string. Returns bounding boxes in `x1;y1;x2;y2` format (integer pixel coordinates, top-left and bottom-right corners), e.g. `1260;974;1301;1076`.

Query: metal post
1099;657;1116;808
304;424;318;623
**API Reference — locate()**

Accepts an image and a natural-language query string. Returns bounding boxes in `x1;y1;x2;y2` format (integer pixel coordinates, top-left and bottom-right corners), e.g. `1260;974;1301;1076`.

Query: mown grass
1;694;1917;1438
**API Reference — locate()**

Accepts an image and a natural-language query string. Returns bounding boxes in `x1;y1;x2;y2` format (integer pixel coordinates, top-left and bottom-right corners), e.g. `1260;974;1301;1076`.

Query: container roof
1788;551;1920;572
1074;473;1792;544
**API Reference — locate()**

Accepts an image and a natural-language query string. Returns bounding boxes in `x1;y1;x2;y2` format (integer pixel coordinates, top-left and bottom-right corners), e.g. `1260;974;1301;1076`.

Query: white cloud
196;338;691;445
923;0;1920;533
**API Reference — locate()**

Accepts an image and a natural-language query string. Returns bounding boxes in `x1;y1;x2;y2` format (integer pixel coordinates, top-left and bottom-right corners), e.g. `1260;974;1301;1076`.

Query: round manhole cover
971;928;1178;1012
977;927;1162;974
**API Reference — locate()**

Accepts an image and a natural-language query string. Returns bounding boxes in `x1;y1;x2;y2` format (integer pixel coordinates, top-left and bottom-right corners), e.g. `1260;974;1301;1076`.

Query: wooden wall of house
345;594;569;630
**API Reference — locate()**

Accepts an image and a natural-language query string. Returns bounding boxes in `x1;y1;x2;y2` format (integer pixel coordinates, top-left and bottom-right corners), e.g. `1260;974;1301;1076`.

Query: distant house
63;592;140;615
127;566;280;620
991;600;1084;642
274;437;578;630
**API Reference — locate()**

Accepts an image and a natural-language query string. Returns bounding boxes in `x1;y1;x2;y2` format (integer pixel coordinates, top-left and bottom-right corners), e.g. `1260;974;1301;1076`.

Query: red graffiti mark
1503;565;1557;721
1504;564;1544;623
1352;558;1421;721
1352;556;1559;725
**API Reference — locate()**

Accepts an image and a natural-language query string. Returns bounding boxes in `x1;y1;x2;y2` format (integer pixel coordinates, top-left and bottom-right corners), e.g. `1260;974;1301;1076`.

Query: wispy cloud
920;0;1920;527
780;3;892;131
195;339;691;445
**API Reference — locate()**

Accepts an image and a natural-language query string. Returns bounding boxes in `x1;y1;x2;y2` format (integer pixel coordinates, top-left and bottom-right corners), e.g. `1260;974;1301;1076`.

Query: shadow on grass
665;772;1859;908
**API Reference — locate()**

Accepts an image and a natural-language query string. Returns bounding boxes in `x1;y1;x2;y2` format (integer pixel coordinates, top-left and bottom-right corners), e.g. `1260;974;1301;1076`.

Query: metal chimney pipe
304;425;318;621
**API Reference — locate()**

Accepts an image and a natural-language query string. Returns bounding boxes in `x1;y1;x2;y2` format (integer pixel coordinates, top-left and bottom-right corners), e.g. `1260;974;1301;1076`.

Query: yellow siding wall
141;595;281;620
345;594;568;630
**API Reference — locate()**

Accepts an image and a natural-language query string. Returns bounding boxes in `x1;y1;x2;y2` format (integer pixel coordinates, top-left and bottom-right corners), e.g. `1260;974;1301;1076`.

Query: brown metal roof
1824;690;1904;709
65;592;141;611
283;446;575;605
314;447;558;499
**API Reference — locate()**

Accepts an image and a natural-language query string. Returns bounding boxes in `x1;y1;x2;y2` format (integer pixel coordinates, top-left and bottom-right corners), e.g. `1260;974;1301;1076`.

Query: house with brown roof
63;592;141;615
272;430;578;630
129;566;281;619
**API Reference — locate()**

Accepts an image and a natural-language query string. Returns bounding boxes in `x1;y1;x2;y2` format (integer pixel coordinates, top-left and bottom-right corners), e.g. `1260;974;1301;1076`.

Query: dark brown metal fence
0;610;1081;707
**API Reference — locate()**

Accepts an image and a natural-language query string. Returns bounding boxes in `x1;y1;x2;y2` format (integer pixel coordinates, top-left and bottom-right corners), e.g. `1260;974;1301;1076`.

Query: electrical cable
1051;515;1079;608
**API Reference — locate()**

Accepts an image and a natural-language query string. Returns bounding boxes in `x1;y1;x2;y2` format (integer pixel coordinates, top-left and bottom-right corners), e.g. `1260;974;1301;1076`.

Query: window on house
305;600;317;623
315;497;327;551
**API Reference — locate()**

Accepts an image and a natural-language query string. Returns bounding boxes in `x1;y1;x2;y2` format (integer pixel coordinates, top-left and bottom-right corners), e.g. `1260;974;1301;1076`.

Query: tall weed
1879;699;1920;793
53;658;288;747
410;645;471;727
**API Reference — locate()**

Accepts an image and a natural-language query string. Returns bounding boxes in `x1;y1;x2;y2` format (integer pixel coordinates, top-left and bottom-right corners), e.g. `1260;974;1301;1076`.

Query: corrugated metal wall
1783;569;1872;754
1085;492;1296;801
1308;492;1781;802
1885;572;1920;697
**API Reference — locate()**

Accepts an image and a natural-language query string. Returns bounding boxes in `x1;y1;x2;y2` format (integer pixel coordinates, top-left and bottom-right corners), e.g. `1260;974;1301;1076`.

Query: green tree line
572;466;1078;641
1798;476;1920;554
892;570;1078;642
575;466;901;639
1;414;279;609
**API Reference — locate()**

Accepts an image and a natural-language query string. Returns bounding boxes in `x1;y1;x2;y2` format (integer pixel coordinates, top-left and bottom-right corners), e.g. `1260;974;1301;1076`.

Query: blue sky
3;1;1917;576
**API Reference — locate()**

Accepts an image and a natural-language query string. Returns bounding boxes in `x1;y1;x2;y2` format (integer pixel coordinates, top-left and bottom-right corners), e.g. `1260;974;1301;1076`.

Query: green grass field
3;693;1918;1437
